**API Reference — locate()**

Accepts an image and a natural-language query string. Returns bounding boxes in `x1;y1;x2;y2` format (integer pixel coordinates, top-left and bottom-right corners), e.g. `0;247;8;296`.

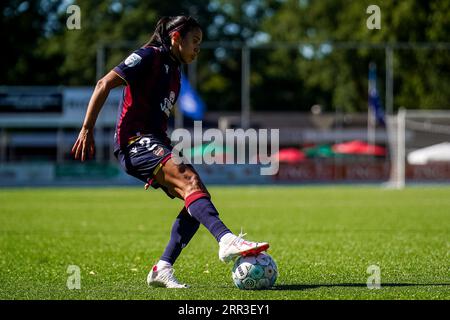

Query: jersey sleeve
113;47;154;85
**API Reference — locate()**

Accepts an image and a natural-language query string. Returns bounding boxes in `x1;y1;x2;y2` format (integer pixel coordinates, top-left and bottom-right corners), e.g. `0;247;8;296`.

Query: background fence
2;37;450;186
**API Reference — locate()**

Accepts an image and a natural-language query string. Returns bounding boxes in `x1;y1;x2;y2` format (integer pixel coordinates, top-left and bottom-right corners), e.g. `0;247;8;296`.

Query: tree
3;0;450;112
1;0;63;85
260;0;450;112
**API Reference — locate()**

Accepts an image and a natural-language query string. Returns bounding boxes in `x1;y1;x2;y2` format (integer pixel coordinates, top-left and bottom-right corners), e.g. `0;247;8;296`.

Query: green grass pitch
0;186;449;300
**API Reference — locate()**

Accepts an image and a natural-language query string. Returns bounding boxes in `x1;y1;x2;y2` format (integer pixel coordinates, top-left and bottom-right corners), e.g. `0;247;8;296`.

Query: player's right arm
72;70;125;161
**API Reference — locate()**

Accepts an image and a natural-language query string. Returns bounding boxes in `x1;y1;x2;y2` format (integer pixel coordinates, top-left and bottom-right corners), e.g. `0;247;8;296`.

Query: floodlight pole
396;107;406;189
96;44;105;81
241;45;251;129
92;44;105;162
385;45;394;116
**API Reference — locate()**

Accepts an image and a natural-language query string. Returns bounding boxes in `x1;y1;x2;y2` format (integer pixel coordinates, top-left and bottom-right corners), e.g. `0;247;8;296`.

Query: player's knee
175;164;209;198
183;172;203;195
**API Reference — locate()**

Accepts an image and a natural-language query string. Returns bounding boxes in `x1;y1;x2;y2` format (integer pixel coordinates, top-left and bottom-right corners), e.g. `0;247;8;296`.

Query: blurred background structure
1;0;450;187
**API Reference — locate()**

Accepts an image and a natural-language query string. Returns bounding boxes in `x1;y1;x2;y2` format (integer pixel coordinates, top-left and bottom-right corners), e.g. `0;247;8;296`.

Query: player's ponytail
146;16;171;49
145;16;201;50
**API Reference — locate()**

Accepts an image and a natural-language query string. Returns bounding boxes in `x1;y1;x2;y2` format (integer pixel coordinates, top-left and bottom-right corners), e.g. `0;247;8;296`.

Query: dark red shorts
115;134;175;199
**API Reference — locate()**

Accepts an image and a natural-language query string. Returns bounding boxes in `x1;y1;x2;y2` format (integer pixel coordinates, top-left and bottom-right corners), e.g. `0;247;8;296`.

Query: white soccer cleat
147;265;189;288
218;230;270;263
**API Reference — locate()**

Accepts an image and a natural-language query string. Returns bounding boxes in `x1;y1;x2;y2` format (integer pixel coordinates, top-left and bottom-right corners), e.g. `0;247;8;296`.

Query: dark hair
145;16;201;50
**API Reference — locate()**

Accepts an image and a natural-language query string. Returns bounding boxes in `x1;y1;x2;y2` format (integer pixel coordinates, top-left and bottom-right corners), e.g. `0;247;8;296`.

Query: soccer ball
231;252;278;290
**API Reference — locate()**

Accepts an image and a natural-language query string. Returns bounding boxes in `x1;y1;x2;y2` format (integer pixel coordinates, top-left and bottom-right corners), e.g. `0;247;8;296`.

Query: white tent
407;142;450;165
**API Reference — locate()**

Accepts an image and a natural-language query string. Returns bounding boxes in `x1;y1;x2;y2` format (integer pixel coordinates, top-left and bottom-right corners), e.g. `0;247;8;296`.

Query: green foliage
260;0;450;111
2;0;450;111
1;0;62;85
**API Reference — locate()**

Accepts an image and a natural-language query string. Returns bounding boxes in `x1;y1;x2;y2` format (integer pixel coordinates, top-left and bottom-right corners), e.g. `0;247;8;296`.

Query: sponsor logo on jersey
124;53;142;67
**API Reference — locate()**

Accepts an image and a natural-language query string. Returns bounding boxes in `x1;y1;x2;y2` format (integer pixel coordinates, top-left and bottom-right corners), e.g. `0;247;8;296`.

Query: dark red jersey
113;46;181;151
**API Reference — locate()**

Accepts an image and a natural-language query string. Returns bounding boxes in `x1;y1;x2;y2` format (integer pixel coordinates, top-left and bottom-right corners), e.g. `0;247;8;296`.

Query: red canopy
275;148;306;163
332;140;386;156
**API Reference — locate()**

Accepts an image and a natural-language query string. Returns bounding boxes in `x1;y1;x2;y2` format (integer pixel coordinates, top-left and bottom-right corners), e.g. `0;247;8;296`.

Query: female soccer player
72;16;269;288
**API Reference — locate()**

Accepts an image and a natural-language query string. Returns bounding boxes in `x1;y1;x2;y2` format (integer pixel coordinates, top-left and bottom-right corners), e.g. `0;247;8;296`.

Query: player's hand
72;128;95;161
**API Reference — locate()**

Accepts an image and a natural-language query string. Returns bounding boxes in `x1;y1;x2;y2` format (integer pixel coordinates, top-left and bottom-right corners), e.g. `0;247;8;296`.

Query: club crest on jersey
153;146;165;157
164;64;169;74
125;53;142;67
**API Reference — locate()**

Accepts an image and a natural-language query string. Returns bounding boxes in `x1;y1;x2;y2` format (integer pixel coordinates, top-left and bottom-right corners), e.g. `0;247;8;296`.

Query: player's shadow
272;283;450;291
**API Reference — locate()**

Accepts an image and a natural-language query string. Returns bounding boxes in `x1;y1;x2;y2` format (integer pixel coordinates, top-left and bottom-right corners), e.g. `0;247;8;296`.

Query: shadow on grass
272;283;450;291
